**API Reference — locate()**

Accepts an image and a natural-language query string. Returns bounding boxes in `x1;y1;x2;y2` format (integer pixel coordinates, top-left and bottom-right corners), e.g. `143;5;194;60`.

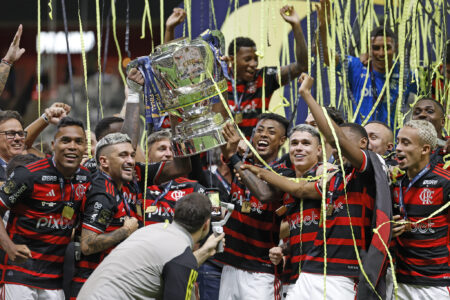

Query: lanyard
150;180;173;208
101;171;131;217
398;164;430;219
51;157;75;204
234;83;248;113
213;169;230;194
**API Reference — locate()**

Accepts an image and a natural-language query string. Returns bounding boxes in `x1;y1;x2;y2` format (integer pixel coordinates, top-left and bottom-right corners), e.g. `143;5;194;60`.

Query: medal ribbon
398;164;430;219
148;180;173;208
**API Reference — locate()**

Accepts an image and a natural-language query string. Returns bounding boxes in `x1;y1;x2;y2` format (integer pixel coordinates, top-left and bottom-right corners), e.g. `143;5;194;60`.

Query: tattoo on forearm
81;228;128;255
0;65;11;95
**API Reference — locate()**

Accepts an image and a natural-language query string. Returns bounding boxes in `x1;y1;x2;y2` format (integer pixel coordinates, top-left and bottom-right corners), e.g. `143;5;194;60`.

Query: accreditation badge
234;112;243;124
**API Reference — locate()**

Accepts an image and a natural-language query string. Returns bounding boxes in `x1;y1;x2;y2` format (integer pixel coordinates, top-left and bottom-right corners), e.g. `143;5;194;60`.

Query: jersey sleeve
82;184;117;234
135;162;165;190
162;247;198;300
0;166;32;211
194;182;206;194
262;66;281;95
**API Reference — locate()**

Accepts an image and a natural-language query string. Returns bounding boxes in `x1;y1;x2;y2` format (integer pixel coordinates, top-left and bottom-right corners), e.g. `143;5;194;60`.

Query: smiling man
217;113;295;300
225;5;308;139
0;117;91;300
392;120;450;299
70;133;140;299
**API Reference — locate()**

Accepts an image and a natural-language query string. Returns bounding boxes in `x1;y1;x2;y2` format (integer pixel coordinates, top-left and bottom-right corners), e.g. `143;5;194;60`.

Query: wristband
41;113;49;123
1;59;12;67
126;90;140;103
229;153;241;167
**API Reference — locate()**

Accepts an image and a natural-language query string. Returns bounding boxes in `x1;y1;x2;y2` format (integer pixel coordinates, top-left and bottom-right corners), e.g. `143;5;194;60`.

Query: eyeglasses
0;131;28;139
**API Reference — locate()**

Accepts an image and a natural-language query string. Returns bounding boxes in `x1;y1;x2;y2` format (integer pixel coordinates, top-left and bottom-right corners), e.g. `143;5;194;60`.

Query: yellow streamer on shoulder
78;3;92;158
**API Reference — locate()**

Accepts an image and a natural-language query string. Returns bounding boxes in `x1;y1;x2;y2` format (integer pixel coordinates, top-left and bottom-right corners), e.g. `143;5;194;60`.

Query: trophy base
172;126;227;157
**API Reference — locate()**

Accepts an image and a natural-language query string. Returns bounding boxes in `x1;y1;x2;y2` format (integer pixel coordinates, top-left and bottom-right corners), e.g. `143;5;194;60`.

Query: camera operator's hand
193;233;225;266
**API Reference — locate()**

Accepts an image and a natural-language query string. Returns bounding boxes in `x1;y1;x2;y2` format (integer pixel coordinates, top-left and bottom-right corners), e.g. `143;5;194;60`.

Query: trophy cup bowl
135;31;229;157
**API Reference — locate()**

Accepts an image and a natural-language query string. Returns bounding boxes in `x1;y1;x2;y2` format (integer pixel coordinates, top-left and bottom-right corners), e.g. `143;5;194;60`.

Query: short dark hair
370;26;397;45
340;122;368;147
56;117;85;132
414;97;445;117
325;107;345;125
94;117;124;141
0;110;23;127
174;192;211;233
258;113;289;137
228;37;256;56
6;154;41;177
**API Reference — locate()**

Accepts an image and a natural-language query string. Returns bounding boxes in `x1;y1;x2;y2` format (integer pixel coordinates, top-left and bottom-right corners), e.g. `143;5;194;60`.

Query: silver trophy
130;30;229;157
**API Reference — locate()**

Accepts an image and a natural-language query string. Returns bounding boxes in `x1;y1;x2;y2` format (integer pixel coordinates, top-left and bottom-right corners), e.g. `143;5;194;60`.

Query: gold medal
145;205;157;213
326;204;334;216
275;205;287;217
62;206;75;220
241;201;252;213
235;112;243;124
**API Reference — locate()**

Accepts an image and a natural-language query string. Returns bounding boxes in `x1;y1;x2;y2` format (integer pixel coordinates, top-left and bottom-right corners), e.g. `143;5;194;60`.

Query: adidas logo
46;190;56;197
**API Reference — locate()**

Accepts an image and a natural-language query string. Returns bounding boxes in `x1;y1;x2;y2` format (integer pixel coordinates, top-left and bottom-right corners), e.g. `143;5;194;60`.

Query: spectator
77;192;224;299
318;0;416;127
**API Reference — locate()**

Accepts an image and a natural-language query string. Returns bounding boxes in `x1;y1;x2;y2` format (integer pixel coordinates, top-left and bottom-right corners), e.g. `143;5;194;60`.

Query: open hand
4;24;25;64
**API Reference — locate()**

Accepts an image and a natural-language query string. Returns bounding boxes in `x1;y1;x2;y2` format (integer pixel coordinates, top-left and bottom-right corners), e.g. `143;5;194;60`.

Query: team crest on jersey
247;81;257;93
171;190;185;200
419;188;434;204
75;185;86;200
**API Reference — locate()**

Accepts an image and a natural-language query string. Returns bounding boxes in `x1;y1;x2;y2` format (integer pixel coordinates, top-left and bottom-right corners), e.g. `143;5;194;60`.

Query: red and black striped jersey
0;158;91;290
302;150;376;278
227;67;280;139
142;177;205;226
71;171;141;298
215;159;295;274
392;164;450;286
283;165;321;284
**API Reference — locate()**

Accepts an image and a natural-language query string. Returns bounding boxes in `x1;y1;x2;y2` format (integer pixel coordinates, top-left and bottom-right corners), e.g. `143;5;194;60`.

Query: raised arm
298;73;364;169
241;164;321;200
164;8;186;44
80;216;138;256
279;6;308;85
1;25;25;96
121;68;143;150
24;102;71;149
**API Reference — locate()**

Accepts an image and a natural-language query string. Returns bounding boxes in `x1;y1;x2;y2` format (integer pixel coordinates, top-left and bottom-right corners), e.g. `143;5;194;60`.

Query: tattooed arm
80;216;138;256
1;25;25;96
